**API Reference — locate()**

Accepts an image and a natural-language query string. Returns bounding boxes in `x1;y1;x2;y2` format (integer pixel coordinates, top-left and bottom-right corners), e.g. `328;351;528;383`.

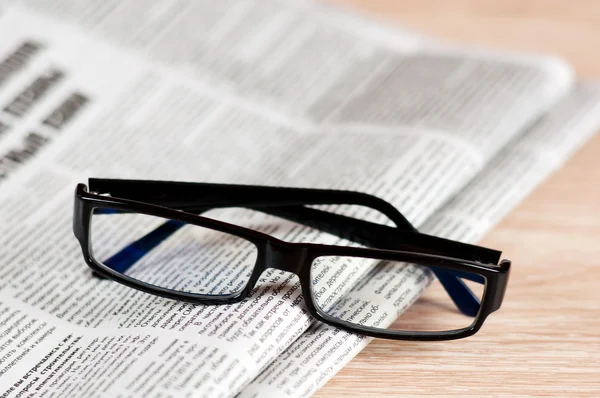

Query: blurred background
320;1;600;396
335;0;600;78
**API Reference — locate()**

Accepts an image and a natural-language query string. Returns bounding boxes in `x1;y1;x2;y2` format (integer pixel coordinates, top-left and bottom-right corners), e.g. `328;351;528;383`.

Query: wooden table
318;1;600;396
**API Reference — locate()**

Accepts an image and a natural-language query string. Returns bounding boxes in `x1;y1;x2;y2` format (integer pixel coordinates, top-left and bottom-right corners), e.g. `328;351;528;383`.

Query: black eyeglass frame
73;179;510;341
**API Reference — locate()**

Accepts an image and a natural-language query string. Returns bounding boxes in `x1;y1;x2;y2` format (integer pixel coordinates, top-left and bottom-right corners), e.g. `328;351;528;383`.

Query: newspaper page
239;82;600;398
0;1;576;398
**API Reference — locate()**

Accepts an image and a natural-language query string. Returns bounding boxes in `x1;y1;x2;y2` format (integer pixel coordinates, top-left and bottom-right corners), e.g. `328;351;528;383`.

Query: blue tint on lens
103;219;186;274
437;268;485;284
94;208;124;214
434;269;482;317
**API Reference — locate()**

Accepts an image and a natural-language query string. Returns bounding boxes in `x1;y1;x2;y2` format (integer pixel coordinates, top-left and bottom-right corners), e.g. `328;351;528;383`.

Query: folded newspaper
0;0;598;397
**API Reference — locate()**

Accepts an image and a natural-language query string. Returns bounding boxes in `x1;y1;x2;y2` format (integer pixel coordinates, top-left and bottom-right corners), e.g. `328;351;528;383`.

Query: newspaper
239;82;600;397
0;0;595;397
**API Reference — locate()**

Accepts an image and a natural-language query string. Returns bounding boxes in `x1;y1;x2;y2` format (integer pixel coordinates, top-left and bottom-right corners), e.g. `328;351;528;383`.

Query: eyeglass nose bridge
265;240;308;276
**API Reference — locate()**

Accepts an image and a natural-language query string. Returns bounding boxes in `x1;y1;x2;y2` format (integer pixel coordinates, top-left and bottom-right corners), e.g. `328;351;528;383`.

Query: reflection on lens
311;256;485;333
90;209;257;296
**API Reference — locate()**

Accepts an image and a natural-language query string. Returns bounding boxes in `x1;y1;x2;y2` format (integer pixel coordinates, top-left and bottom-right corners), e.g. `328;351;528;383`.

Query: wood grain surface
317;1;600;396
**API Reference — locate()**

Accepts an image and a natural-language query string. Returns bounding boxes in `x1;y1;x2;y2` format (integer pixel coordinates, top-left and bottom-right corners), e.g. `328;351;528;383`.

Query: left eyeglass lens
310;255;486;333
89;208;258;296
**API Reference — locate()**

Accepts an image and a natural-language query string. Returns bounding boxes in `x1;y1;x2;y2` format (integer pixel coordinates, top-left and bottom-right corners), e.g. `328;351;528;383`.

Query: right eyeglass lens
310;256;486;333
89;208;258;296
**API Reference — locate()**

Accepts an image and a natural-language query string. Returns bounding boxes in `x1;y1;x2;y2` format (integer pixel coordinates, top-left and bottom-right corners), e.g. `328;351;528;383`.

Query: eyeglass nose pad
265;241;308;275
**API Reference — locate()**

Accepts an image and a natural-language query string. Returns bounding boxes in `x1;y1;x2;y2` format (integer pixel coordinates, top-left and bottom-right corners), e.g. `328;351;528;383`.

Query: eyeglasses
73;179;510;341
